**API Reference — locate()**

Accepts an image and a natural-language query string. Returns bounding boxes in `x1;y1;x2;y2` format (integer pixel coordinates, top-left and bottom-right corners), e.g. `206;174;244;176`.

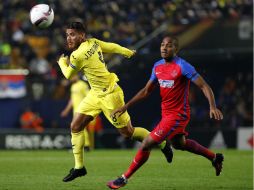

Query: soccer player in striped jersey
57;22;173;182
107;36;224;189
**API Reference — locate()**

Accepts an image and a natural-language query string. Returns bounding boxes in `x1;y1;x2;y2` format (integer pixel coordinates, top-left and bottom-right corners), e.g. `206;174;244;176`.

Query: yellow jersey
71;80;90;113
58;38;134;95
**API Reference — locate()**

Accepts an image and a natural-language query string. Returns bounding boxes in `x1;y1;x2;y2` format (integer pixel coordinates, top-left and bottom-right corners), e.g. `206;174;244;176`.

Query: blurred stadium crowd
0;0;253;130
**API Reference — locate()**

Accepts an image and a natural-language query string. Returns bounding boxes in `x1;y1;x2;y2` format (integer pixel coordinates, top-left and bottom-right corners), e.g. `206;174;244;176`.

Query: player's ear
80;33;86;40
174;46;179;54
173;38;179;54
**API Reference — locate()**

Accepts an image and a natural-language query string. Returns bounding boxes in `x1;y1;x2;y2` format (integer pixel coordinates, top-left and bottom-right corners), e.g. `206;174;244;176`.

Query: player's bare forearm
125;80;156;110
201;84;216;109
111;80;156;117
125;88;149;109
111;88;149;118
194;76;223;120
201;84;223;120
111;81;155;117
193;76;215;108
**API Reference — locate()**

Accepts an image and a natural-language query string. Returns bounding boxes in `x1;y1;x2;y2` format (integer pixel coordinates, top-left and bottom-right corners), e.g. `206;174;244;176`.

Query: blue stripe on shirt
69;63;76;69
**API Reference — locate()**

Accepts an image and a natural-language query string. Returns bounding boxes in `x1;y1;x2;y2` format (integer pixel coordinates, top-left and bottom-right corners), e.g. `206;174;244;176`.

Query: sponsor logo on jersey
158;79;174;88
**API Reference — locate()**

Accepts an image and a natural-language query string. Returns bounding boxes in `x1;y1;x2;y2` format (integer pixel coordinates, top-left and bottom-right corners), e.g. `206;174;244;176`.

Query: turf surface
0;149;252;190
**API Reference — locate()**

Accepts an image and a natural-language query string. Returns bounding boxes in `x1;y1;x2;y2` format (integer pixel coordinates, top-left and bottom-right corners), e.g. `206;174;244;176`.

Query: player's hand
209;108;223;120
60;110;69;117
125;50;136;58
111;106;127;119
130;50;136;57
57;54;69;65
58;54;66;61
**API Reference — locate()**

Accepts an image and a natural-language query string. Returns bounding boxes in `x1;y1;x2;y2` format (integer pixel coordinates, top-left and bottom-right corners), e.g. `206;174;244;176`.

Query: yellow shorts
76;85;130;128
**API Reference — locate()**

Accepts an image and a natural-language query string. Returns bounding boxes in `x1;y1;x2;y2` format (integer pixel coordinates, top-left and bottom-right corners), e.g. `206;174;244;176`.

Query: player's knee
118;125;134;139
140;136;154;151
70;121;82;133
120;130;133;139
171;135;186;150
172;143;184;150
172;140;185;150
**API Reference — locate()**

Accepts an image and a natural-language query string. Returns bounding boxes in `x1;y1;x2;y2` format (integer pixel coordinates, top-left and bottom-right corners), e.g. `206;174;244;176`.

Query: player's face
160;37;176;60
66;29;84;50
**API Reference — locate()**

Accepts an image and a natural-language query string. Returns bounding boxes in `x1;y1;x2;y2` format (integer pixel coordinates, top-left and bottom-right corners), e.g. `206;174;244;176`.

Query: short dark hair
67;21;86;33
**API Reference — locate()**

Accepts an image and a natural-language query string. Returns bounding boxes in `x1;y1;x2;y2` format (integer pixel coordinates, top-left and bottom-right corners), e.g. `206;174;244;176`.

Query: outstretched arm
57;54;78;79
111;80;157;118
96;39;136;58
193;76;223;120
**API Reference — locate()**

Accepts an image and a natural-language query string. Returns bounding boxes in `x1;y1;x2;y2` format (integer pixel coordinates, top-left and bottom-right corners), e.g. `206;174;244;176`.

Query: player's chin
67;44;75;50
162;53;174;60
161;53;168;59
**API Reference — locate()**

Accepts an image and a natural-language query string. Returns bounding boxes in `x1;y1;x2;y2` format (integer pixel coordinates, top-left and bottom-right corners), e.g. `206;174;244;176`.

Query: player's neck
72;40;86;51
164;56;175;64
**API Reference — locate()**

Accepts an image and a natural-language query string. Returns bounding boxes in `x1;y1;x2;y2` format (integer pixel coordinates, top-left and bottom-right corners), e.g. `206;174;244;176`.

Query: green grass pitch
0;149;252;190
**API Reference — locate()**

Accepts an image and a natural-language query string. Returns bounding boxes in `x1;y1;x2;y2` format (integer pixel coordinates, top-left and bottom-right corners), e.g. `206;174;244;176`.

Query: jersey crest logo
171;70;178;77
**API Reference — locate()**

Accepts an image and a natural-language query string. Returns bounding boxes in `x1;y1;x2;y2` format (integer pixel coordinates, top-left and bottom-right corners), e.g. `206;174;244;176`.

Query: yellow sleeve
96;39;134;58
58;55;79;79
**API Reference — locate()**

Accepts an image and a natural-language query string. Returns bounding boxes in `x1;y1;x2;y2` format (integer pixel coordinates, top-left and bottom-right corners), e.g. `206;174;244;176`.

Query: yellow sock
158;140;166;149
84;128;90;148
71;131;85;169
131;127;150;142
132;127;166;149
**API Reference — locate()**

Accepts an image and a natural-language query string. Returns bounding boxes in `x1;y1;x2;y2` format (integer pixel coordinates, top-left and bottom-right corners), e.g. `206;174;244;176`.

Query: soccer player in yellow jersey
57;21;173;182
60;75;91;151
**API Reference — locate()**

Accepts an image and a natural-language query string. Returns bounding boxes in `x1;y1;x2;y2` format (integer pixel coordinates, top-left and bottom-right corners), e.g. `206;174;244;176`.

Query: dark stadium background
0;0;252;150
